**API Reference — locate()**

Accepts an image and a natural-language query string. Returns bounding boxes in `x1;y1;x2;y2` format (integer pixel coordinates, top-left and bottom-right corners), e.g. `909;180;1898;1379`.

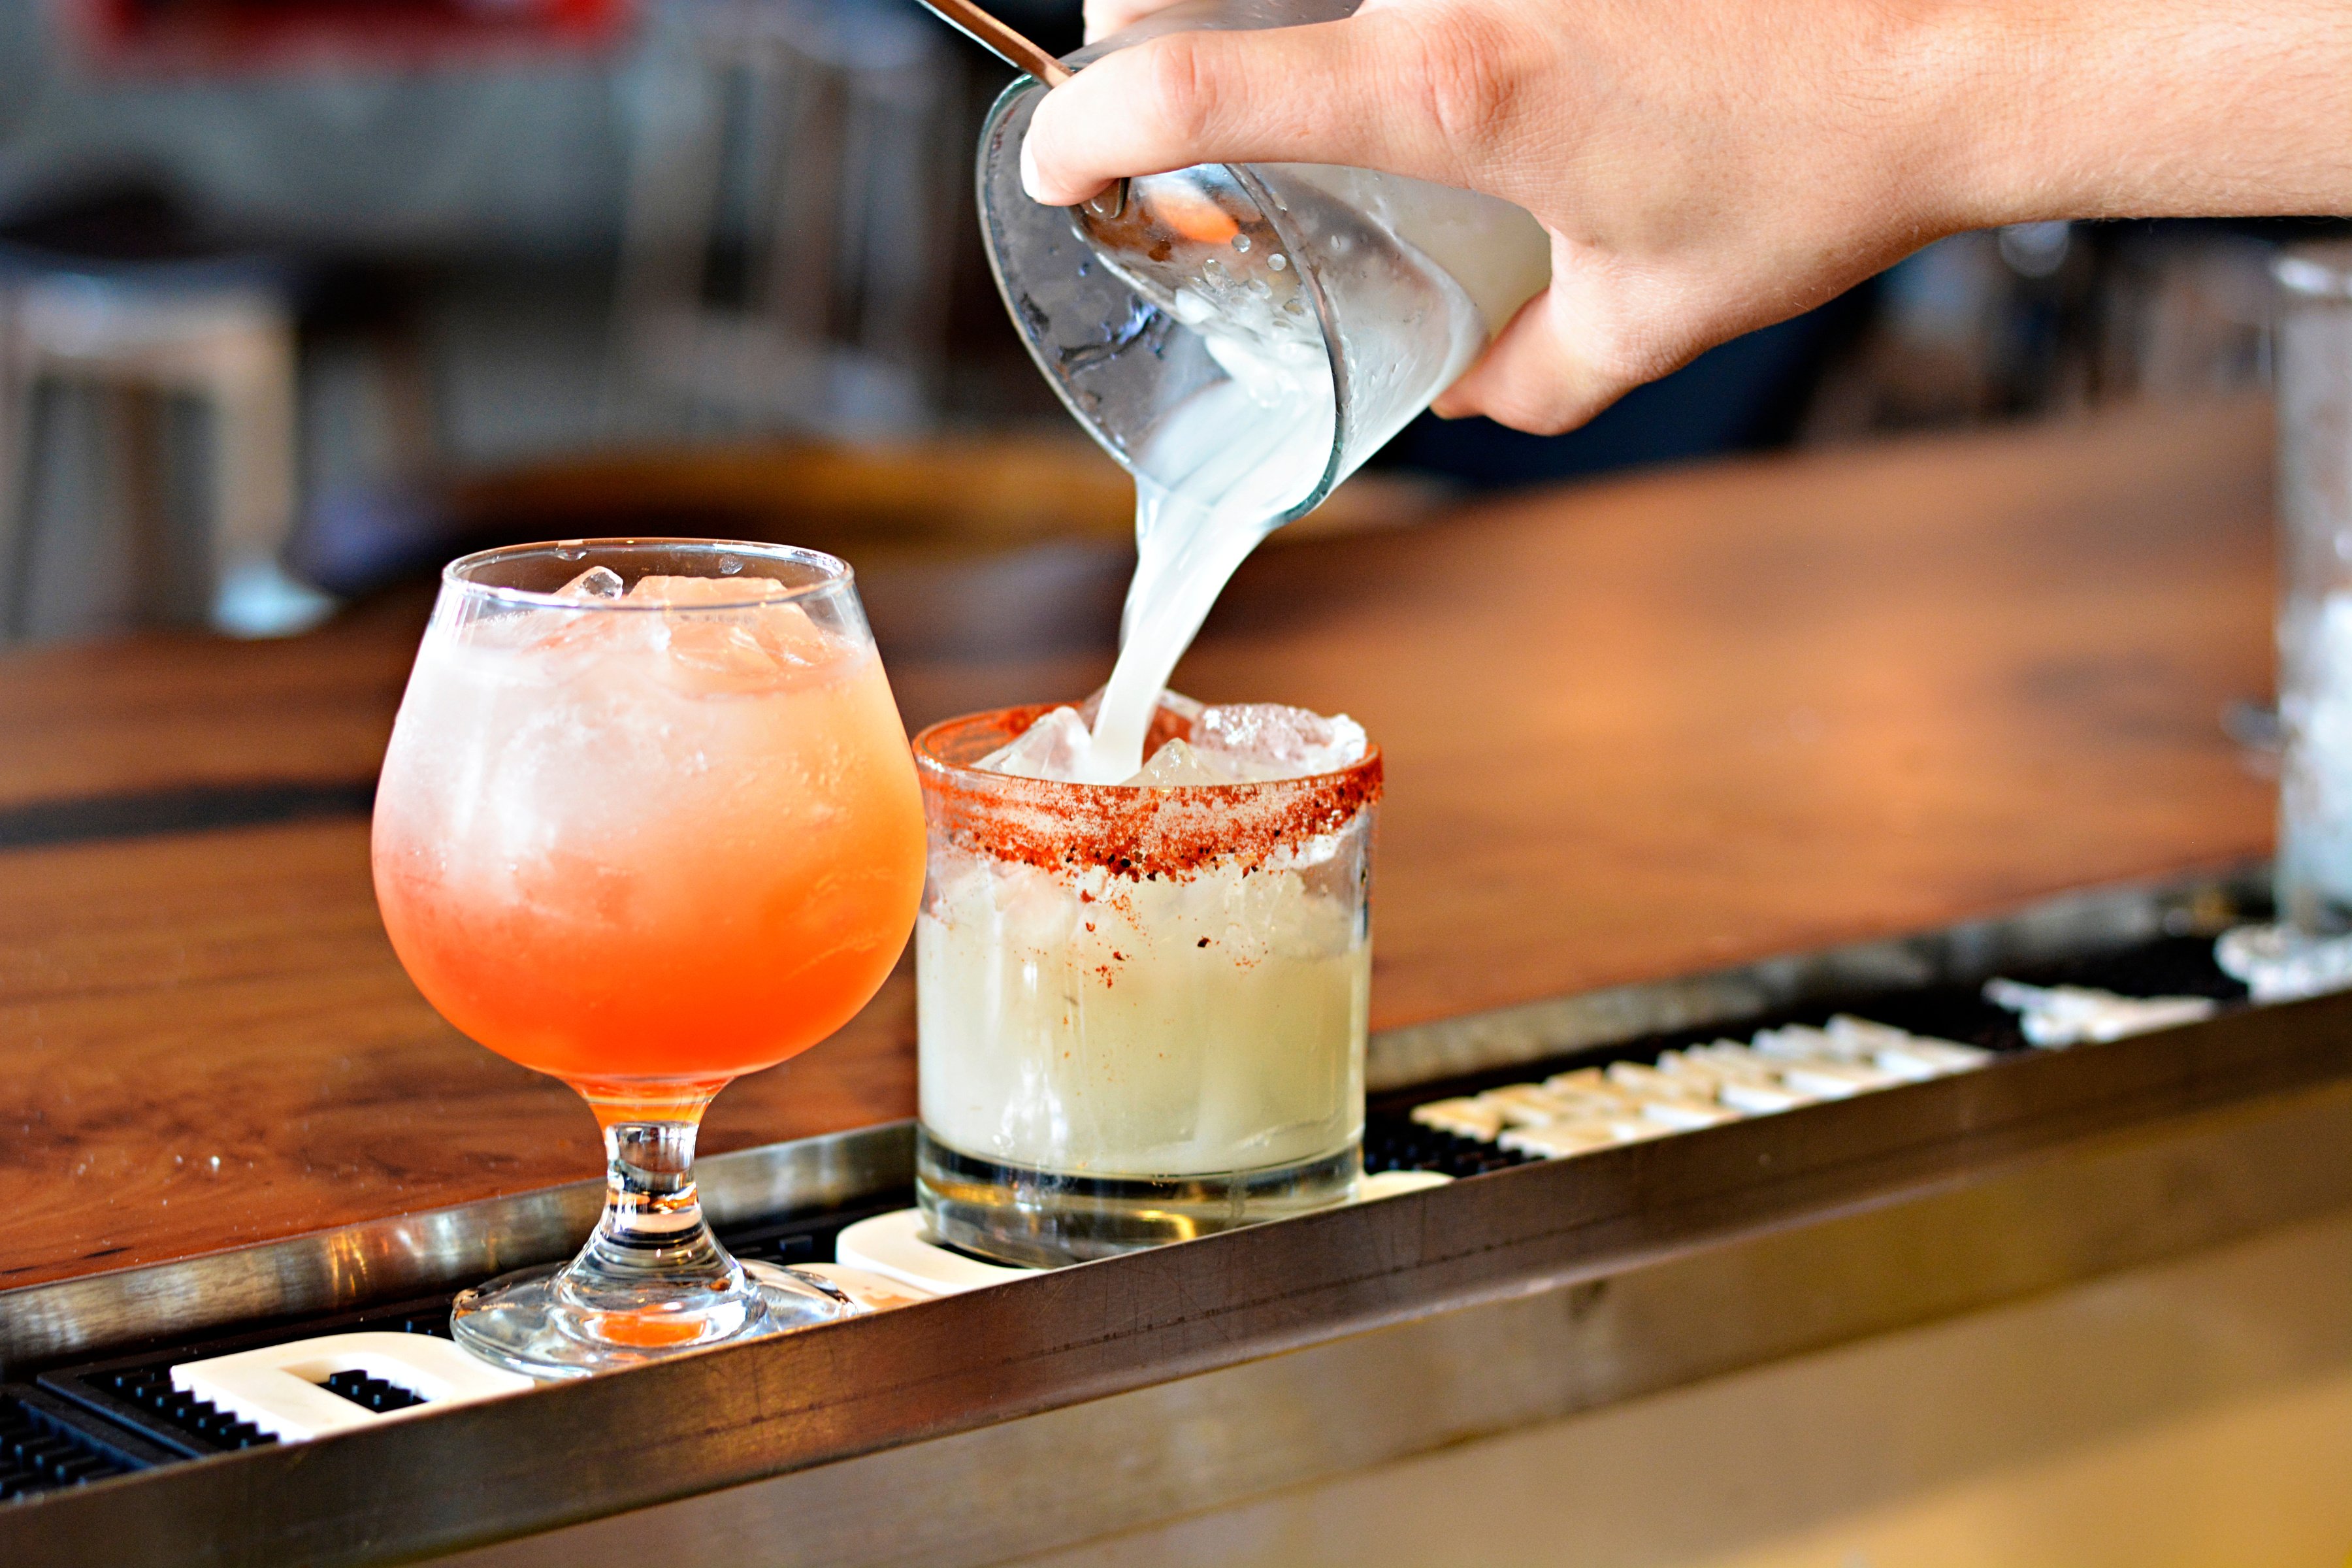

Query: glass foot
2215;921;2352;1004
917;1129;1361;1268
452;1258;856;1380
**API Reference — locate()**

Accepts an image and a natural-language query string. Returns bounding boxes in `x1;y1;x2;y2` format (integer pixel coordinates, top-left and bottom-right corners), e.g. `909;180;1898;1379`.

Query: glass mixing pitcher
977;0;1552;524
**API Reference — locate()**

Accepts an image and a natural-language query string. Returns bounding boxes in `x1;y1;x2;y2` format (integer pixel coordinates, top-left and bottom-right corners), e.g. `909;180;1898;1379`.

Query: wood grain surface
0;400;2278;1290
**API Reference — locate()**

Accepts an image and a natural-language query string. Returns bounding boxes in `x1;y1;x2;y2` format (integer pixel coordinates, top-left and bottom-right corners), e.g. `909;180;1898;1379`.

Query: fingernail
1020;133;1049;204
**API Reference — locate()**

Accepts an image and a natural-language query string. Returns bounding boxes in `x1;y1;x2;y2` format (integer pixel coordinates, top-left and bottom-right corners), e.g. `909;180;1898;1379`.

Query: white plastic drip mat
1369;931;2249;1173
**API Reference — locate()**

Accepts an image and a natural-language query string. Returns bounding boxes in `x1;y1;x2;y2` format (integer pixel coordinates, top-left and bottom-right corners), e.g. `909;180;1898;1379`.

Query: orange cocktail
370;540;924;1376
374;574;921;1103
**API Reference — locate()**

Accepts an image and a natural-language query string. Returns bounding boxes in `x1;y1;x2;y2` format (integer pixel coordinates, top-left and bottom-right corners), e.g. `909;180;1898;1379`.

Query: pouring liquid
1079;321;1337;779
1055;164;1528;782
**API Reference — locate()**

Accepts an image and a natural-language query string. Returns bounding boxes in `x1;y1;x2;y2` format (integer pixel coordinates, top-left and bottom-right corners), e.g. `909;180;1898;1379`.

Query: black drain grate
319;1371;427;1414
719;1218;824;1271
1365;1116;1535;1178
0;1386;178;1503
1;1392;128;1497
38;1298;455;1462
16;1196;909;1497
86;1365;274;1454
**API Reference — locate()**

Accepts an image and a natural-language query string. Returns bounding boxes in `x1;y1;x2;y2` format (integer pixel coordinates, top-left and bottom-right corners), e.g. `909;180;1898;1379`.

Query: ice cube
556;566;625;599
978;706;1095;781
1124;739;1239;787
658;603;832;680
984;693;1362;785
521;578;659;666
1193;702;1368;781
600;574;834;684
625;574;791;604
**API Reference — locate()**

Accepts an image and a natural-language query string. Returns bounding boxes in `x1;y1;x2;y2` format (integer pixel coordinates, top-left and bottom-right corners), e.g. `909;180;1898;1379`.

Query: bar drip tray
6;1202;902;1501
0;875;2272;1506
1364;928;2249;1169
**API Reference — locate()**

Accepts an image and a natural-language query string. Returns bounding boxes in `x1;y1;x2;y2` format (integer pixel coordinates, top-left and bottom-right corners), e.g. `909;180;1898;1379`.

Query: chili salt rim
912;703;1382;878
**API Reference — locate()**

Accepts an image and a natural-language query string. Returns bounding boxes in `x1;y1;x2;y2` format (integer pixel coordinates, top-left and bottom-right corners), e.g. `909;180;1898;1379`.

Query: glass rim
913;702;1383;880
912;702;1384;796
441;537;855;613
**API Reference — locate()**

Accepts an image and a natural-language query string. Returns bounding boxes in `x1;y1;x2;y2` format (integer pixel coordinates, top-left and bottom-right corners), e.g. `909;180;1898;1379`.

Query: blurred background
0;0;2323;650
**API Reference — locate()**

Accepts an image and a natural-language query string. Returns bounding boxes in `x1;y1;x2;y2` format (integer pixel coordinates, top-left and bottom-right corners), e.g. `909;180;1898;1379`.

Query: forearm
1931;0;2352;229
1024;0;2352;434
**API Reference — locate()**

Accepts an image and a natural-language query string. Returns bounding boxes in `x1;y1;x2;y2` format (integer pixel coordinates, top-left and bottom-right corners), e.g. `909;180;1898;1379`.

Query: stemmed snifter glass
372;539;926;1377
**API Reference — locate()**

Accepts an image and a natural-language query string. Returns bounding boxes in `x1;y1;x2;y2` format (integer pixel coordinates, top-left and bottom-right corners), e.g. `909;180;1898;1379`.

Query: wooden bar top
0;400;2277;1292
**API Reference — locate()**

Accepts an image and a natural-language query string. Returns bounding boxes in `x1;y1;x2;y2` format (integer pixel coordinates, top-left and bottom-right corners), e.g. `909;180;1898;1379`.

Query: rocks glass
911;702;1380;1266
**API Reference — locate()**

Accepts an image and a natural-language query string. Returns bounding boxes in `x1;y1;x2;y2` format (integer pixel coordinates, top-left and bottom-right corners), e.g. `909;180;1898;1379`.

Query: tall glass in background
2272;244;2352;934
372;540;926;1376
911;703;1380;1267
2217;242;2352;1002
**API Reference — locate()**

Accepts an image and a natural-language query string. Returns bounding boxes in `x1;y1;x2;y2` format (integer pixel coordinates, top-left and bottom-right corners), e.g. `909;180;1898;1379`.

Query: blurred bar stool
612;0;957;438
0;251;335;643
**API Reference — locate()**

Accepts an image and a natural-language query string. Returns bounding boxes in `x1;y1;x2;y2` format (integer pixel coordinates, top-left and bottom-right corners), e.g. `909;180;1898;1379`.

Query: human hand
1022;0;2352;434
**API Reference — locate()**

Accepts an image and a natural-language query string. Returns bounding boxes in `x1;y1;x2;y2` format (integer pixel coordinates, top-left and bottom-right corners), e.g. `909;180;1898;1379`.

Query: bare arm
1021;0;2352;434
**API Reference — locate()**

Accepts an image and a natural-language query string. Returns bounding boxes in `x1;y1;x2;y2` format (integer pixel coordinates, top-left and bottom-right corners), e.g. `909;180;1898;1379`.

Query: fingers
1022;16;1465;206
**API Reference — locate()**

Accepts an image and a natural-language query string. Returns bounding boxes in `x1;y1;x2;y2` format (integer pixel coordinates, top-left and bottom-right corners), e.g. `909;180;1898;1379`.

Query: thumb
1021;16;1462;207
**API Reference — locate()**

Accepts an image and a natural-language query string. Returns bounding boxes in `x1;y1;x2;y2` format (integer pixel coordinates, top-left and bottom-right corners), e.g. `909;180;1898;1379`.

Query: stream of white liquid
1068;326;1337;783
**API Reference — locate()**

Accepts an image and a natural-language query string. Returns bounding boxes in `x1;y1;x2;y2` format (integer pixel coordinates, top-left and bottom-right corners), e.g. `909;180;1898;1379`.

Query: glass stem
566;1119;741;1297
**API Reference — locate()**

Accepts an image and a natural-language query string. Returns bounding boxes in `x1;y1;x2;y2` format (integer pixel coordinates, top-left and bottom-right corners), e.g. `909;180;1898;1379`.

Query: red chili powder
912;703;1382;879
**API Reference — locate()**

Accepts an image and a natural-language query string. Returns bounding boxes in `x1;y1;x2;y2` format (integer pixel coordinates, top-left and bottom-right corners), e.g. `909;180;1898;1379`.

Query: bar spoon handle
913;0;1129;217
915;0;1073;86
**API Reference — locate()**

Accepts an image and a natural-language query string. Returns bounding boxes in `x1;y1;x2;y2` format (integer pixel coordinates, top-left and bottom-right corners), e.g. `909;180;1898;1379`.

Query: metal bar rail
7;868;2348;1566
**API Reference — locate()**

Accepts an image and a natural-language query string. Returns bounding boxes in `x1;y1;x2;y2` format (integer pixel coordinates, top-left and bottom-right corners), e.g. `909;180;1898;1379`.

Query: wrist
1870;0;2063;240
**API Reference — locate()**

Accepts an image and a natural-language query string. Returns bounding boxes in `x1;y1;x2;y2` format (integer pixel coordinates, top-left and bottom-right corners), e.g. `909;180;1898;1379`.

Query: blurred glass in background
0;0;2320;647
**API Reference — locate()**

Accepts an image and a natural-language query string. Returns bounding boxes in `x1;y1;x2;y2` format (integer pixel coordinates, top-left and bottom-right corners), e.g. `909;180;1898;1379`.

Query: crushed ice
977;692;1367;786
978;706;1095;781
528;570;832;681
556;566;625;599
1192;702;1367;781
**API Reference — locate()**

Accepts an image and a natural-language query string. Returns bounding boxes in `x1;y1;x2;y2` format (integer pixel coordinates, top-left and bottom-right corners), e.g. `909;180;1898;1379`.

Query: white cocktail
911;698;1379;1266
